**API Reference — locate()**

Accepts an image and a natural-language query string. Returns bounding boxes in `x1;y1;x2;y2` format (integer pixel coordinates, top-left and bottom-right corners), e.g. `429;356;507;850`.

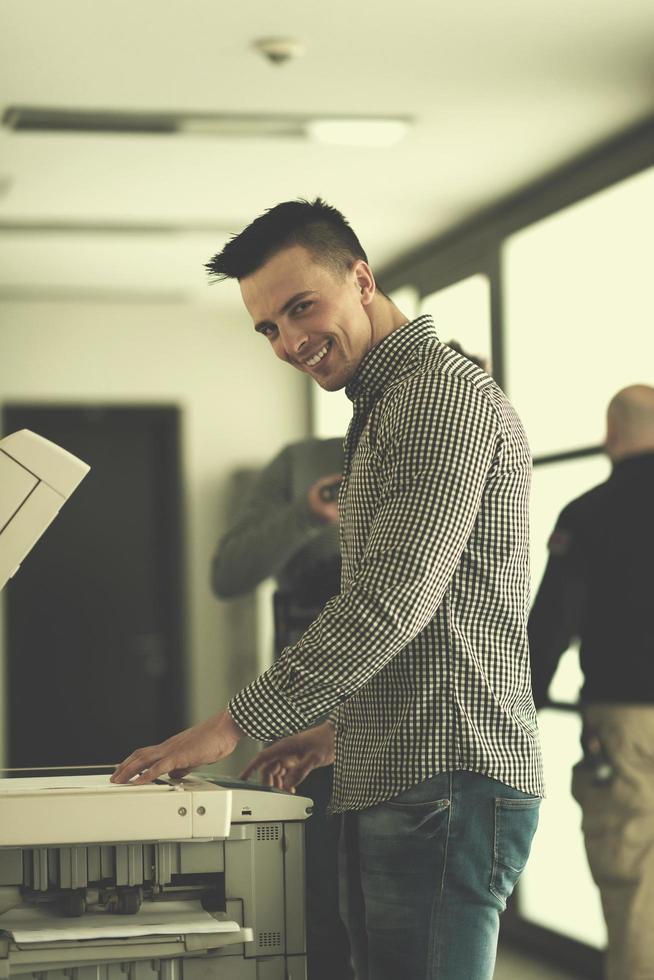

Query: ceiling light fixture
306;118;410;148
3;106;412;146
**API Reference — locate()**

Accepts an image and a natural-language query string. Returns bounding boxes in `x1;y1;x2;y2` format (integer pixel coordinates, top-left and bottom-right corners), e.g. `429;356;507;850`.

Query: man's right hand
239;721;335;792
306;473;342;525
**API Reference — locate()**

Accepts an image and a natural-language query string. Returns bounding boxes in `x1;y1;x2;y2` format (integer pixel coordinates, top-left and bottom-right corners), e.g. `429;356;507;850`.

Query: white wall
0;299;309;773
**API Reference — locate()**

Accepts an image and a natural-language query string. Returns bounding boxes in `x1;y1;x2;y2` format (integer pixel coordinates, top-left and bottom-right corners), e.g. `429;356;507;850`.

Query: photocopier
0;430;312;980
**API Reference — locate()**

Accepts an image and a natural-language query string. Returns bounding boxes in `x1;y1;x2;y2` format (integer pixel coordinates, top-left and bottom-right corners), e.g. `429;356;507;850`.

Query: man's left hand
110;710;245;784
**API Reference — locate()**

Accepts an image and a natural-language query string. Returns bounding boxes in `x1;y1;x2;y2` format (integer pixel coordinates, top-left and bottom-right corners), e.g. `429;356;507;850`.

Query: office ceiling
0;0;653;304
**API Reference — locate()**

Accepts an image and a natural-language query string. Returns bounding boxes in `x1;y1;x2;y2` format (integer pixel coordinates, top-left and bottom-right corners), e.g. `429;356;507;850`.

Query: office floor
494;944;585;979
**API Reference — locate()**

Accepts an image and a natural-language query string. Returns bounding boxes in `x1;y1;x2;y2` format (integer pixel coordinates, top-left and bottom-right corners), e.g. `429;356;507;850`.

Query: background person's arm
528;513;588;708
240;721;335;791
211;445;335;597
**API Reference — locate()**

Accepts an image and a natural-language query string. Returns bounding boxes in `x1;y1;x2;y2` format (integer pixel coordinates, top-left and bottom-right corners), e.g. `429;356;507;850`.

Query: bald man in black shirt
529;384;654;980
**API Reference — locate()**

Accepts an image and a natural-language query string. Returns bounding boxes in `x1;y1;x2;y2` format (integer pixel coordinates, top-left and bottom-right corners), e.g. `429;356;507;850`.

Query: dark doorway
3;404;186;768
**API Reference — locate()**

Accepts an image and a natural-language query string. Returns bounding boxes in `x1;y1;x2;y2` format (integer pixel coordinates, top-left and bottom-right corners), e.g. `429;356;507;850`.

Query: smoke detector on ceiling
253;37;305;66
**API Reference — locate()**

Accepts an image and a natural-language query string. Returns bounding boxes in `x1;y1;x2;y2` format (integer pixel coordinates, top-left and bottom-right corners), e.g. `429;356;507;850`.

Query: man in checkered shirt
113;199;544;980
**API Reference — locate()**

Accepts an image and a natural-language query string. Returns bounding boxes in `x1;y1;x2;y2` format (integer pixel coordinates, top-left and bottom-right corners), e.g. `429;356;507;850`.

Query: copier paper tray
0;773;312;980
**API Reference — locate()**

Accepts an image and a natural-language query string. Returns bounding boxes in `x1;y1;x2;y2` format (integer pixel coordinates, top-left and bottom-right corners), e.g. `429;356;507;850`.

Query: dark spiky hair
205;198;369;282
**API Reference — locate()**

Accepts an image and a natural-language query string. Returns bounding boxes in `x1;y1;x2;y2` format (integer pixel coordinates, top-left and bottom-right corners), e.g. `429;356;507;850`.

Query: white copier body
0;773;311;980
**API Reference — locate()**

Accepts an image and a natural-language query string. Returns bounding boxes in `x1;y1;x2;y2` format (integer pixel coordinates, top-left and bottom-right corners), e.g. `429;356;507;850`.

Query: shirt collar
345;314;438;403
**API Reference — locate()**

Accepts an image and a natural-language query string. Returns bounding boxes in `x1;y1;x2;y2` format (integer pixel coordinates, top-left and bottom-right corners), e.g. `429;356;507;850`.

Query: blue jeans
344;770;540;980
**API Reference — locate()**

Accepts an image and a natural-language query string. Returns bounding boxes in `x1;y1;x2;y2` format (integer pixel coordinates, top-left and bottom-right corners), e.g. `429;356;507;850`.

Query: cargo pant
573;704;654;980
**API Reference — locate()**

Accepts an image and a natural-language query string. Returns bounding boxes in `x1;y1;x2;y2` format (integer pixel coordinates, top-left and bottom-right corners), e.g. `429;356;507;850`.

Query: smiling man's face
239;244;376;391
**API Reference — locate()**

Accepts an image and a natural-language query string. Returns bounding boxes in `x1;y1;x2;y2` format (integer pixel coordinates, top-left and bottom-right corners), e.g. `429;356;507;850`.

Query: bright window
504;166;654;455
518;708;607;949
420;274;492;372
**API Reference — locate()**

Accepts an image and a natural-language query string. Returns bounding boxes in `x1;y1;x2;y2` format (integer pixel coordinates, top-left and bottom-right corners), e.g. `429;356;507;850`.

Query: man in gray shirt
212;438;343;615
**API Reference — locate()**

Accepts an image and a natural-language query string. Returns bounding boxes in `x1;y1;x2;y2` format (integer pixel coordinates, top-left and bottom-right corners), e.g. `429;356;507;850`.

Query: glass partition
504;166;654;456
420;274;492;371
518;708;607;948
